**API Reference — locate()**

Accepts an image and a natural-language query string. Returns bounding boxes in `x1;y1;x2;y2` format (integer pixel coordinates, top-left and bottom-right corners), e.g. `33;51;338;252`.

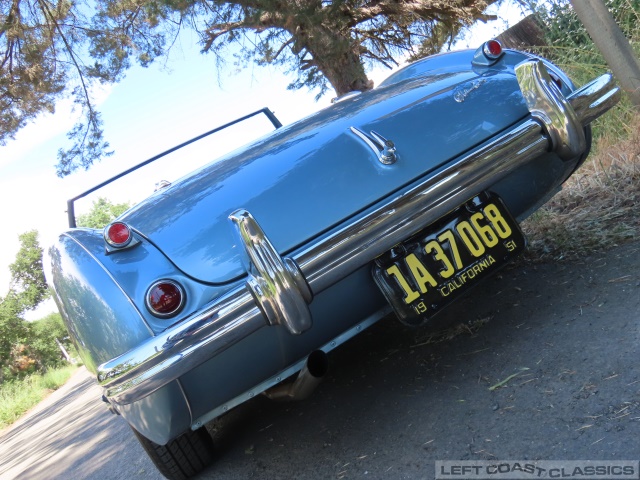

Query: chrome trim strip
175;378;194;425
332;90;363;104
191;305;392;429
97;61;619;406
145;279;186;318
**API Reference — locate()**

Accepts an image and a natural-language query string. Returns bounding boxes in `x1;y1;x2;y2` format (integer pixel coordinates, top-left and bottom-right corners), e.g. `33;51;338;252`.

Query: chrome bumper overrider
98;60;620;406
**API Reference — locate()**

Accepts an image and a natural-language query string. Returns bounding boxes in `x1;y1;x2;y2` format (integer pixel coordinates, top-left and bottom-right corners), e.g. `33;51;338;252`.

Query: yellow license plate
372;194;525;326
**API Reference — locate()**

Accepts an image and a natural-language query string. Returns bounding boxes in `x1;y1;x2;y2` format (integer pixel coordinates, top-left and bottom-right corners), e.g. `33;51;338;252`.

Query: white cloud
0;168;72;295
0;101;74;170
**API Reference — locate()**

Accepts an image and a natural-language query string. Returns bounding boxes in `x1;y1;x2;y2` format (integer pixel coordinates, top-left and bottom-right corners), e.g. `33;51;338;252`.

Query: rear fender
48;229;153;373
118;380;192;445
381;48;577;96
49;229;194;443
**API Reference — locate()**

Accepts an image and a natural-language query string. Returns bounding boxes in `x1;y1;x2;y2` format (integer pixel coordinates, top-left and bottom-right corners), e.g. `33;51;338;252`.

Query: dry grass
522;115;640;261
411;316;492;347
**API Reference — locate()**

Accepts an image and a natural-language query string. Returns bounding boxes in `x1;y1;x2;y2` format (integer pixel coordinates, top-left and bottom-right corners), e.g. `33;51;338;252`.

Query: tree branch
202;20;248;51
272;36;294;60
352;0;495;26
36;0;94;126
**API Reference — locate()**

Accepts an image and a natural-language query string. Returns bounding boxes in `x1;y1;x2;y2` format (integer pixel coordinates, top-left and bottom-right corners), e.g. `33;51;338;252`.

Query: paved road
0;368;156;479
1;242;639;479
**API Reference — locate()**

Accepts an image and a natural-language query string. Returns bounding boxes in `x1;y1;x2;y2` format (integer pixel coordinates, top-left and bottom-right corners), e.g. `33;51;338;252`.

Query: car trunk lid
120;66;529;285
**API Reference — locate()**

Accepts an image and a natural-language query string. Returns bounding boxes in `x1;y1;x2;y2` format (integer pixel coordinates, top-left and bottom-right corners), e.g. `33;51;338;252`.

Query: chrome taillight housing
472;39;505;67
483;39;503;59
104;222;132;247
146;280;185;318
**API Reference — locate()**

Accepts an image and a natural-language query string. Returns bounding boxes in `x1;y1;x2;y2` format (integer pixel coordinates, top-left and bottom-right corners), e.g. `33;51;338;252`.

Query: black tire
132;426;215;480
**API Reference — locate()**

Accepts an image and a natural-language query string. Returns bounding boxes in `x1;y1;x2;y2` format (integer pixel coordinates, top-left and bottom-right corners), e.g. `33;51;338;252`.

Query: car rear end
49;44;619;453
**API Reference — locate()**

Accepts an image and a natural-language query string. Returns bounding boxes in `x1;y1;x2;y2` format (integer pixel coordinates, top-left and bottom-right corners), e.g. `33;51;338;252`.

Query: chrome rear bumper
98;60;620;406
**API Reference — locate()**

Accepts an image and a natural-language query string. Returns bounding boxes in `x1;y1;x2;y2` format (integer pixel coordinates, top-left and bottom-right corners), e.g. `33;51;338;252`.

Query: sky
0;2;527;319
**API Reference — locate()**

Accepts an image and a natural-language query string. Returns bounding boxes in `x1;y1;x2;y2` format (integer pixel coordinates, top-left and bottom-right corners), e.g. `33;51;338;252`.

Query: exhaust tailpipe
264;350;329;401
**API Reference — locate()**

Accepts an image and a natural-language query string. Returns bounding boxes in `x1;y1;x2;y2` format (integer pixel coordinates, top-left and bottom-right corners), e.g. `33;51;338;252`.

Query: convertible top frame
65;108;282;228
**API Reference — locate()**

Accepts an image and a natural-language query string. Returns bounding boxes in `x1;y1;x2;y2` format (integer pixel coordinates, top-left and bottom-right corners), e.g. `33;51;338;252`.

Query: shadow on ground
1;243;638;480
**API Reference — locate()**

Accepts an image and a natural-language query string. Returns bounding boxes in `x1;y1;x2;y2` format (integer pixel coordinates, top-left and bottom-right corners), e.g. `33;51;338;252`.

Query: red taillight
105;222;131;247
483;39;503;59
146;281;185;317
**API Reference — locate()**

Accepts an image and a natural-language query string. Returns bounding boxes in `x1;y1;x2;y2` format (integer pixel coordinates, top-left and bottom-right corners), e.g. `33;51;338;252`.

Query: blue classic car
49;41;620;479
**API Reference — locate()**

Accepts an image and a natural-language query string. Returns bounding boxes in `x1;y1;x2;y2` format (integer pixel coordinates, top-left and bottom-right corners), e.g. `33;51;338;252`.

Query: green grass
0;365;79;430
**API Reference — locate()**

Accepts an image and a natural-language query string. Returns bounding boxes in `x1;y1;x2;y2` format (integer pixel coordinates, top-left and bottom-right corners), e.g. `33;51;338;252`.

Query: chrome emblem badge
453;79;487;103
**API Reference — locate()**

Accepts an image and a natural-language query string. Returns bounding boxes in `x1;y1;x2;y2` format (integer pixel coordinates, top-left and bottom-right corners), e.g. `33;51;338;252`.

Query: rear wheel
132;427;214;480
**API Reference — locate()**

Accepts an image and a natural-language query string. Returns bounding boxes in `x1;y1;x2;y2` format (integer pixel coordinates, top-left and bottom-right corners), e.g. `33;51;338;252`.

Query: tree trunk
296;24;373;96
495;14;546;50
319;50;373;96
569;0;640;109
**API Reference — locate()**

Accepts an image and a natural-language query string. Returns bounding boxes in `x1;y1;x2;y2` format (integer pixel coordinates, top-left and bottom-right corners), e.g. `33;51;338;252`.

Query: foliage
2;0;498;174
0;300;29;380
7;230;48;312
1;231;47;380
0;364;78;429
522;119;640;261
535;0;640;68
180;0;497;96
530;0;640;140
0;231;72;383
521;0;640;260
0;0;112;176
76;197;132;229
27;313;75;370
